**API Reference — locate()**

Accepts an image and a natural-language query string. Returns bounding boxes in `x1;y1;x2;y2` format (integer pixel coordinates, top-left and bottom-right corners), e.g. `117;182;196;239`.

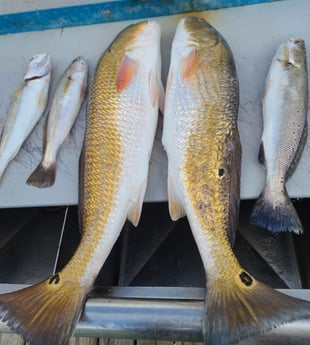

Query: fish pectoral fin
168;174;185;221
116;53;139;93
10;86;23;101
149;68;165;113
127;178;147;227
181;47;197;80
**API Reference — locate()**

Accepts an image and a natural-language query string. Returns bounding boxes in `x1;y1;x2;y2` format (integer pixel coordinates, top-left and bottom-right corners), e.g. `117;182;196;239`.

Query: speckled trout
162;17;310;345
0;53;51;182
0;21;163;345
250;38;308;234
27;56;88;188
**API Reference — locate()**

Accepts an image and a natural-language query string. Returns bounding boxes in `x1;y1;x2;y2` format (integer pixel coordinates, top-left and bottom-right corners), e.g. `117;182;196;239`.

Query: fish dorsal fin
127;178;147;227
168;174;185;221
116;54;139;93
149;68;165;113
181;47;197;80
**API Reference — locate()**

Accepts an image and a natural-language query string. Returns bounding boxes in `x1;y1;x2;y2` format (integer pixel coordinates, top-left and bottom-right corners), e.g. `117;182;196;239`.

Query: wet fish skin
0;20;163;345
250;38;308;234
0;53;51;182
27;56;88;188
162;17;310;345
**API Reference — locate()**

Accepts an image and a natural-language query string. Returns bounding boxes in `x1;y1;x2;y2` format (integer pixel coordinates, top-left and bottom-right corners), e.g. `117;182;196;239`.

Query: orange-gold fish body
0;20;163;345
162;16;310;345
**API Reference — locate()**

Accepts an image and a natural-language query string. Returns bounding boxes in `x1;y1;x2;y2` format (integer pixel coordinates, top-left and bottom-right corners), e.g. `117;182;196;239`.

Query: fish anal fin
168;174;185;221
127;178;147;227
181;47;197;80
204;271;310;345
258;140;265;166
0;274;89;345
116;54;139;93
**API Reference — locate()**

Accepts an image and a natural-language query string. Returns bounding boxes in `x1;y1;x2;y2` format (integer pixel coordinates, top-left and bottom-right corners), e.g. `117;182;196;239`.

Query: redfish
250;38;308;234
162;16;310;345
0;53;51;182
0;21;163;345
27;56;88;188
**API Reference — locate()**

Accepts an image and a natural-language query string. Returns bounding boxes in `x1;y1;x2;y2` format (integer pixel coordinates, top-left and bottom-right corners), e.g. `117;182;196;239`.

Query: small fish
250;38;308;234
0;53;51;182
27;56;88;188
0;21;163;345
162;17;310;345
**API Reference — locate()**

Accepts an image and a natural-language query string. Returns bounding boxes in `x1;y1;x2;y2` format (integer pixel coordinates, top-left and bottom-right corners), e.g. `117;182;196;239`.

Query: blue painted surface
0;0;281;35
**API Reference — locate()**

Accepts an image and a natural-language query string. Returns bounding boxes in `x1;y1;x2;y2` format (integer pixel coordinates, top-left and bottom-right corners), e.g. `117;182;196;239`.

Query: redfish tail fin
203;272;310;345
250;186;303;234
0;274;89;345
26;160;56;188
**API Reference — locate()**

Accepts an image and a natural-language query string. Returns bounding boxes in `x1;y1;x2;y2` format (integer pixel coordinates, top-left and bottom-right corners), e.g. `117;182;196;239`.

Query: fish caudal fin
0;274;89;345
26;160;57;188
250;186;303;234
204;272;310;345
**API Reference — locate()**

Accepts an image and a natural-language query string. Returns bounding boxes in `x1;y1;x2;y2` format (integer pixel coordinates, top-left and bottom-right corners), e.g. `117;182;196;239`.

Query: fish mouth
24;53;51;80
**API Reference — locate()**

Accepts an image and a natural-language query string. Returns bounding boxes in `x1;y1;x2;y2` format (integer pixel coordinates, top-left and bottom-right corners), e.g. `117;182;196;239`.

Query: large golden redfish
0;20;163;345
162;16;310;345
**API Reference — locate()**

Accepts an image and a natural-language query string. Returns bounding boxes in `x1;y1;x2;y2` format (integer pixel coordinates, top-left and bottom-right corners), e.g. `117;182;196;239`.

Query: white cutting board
0;0;309;207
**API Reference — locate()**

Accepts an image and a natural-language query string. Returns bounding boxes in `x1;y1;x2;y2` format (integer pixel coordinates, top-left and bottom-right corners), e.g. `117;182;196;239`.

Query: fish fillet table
0;0;309;208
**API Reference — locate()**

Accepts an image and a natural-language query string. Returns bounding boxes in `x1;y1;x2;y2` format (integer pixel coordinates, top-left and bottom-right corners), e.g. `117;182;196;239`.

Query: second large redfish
162;16;310;345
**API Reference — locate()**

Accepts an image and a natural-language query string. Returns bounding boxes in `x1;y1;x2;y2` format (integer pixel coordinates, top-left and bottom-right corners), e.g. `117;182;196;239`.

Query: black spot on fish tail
49;274;60;285
239;271;253;286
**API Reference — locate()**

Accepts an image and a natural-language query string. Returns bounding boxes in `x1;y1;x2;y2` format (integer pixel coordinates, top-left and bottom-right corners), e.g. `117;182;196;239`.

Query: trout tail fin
26;160;56;188
0;274;89;345
250;185;303;234
204;271;310;345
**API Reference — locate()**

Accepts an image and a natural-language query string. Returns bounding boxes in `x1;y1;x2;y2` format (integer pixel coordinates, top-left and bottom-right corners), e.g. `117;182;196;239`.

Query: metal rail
0;286;309;343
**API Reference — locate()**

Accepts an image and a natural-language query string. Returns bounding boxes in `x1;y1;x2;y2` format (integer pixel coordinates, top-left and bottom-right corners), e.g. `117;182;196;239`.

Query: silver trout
0;21;163;345
250;38;308;234
0;53;51;182
27;56;88;188
162;16;310;345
